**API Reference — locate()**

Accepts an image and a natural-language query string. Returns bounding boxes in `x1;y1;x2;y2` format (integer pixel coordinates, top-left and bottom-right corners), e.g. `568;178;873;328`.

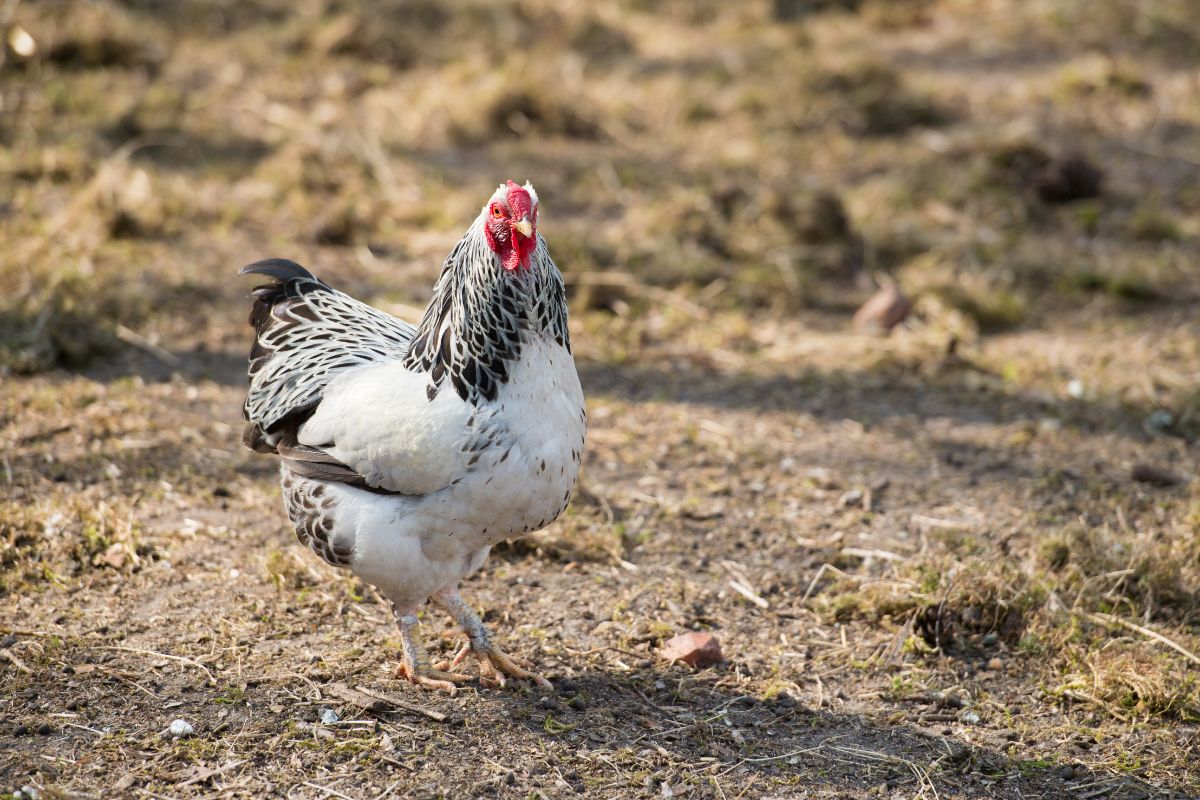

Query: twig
0;648;32;673
1058;688;1130;723
373;777;406;800
801;563;859;604
840;547;907;562
348;603;386;624
352;685;448;723
178;759;248;788
715;738;840;776
115;325;180;367
828;744;940;800
732;774;759;800
910;514;974;532
93;645;215;682
302;781;358;800
112;673;162;701
0;627;74;638
1084;612;1200;667
727;580;769;609
257;671;323;700
136;791;181;800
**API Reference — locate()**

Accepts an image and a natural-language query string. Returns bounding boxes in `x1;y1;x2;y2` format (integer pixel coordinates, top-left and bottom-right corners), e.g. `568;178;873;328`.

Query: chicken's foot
431;586;552;690
392;608;471;694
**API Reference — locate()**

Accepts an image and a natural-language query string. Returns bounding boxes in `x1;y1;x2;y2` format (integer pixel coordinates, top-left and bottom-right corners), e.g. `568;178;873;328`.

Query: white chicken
241;181;586;692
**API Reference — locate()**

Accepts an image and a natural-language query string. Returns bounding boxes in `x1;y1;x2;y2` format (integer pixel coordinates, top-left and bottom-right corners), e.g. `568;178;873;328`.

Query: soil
3;1;1200;798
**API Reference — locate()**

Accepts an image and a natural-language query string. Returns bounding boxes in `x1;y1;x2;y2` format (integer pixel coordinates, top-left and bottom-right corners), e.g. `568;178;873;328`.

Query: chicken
240;181;586;692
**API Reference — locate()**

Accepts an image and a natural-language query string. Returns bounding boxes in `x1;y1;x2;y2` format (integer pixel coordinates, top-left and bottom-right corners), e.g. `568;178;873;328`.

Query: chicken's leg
391;606;471;694
431;586;552;690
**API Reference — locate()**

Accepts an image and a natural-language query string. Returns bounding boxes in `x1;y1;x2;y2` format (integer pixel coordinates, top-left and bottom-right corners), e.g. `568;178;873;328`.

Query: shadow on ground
0;651;1159;799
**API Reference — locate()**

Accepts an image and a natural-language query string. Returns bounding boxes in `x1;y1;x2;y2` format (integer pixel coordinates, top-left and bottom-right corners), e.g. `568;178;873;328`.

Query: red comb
506;180;533;219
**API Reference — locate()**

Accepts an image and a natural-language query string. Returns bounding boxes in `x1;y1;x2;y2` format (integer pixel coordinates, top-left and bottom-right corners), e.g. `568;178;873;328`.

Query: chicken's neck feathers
402;217;569;405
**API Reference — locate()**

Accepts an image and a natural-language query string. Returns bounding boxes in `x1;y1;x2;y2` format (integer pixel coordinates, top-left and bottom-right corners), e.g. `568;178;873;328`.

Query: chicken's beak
513;217;534;238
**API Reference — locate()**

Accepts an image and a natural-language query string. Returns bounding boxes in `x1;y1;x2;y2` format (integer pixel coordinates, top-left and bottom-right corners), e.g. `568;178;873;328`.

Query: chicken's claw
392;660;470;695
473;645;553;690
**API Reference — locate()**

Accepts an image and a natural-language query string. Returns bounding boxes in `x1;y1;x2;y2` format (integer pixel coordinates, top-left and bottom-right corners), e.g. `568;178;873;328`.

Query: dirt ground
3;1;1200;798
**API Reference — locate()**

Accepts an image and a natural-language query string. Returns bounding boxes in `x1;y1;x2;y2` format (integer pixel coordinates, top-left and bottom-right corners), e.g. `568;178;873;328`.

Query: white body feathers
310;338;584;608
241;191;585;612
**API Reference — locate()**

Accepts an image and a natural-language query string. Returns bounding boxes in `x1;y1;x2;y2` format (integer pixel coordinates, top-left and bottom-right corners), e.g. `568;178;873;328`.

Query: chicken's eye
492;206;504;219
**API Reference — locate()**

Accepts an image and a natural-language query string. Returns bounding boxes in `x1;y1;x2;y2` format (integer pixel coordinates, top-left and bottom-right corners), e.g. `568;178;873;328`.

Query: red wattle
502;245;521;272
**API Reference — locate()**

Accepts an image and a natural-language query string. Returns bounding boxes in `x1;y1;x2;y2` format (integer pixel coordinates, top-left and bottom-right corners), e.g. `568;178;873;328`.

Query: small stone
36;723;53;736
852;284;911;334
1066;379;1087;399
959;710;981;725
837;489;863;508
1035;154;1103;204
935;692;964;709
168;718;194;738
93;542;127;569
659;632;723;669
1131;463;1184;487
314;727;334;740
805;467;836;488
319;707;340;725
1145;410;1175;435
986;657;1003;671
981;632;999;647
1057;765;1076;781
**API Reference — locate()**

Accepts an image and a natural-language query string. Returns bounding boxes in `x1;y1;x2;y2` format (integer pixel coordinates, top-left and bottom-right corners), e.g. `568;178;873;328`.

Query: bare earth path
3;1;1200;798
4;309;1198;798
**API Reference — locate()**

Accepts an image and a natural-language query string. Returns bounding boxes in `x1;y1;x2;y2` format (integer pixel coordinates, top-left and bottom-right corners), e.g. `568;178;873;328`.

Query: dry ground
3;1;1200;798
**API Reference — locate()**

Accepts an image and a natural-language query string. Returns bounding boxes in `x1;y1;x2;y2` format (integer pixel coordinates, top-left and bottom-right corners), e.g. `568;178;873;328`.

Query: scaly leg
431;586;552;690
391;606;472;694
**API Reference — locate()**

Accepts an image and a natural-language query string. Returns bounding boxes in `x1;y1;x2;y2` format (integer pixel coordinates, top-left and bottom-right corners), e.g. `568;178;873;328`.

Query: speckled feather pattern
403;225;570;405
243;265;415;436
241;196;586;608
280;469;350;566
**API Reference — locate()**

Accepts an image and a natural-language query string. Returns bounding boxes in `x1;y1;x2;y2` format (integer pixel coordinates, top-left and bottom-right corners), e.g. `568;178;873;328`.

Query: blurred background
3;1;1200;796
1;0;1196;380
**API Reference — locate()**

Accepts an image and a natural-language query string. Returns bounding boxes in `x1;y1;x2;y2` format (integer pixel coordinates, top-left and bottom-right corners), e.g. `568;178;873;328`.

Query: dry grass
3;0;1200;797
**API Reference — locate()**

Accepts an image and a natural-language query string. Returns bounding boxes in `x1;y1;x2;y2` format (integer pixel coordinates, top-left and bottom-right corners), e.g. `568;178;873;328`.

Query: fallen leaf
659;632;723;668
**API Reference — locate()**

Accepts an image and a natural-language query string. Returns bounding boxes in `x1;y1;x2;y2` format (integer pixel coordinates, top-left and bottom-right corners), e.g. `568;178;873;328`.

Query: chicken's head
483;180;539;272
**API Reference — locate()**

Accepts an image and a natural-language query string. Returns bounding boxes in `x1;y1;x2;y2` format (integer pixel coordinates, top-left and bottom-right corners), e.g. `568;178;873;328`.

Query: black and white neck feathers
402;217;570;405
